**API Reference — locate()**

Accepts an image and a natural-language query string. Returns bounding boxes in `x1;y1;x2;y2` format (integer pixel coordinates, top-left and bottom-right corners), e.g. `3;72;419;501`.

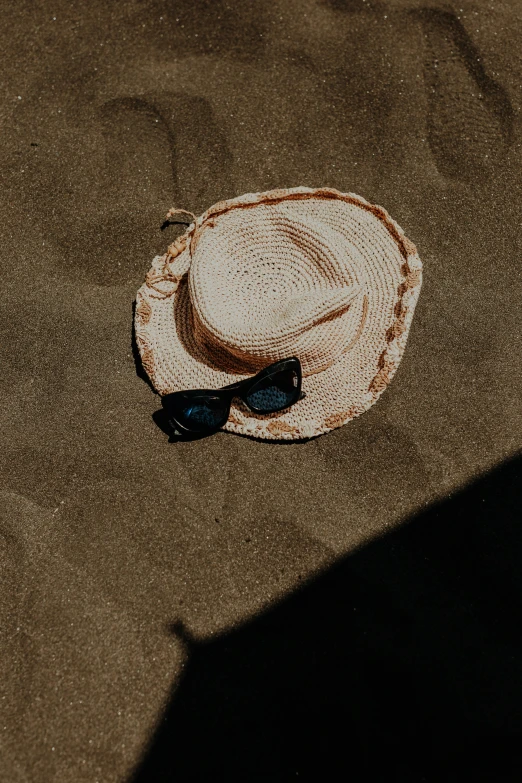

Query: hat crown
188;205;369;375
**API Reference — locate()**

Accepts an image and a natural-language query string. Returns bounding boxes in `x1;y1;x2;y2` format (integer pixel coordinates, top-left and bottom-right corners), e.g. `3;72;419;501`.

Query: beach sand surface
1;1;521;780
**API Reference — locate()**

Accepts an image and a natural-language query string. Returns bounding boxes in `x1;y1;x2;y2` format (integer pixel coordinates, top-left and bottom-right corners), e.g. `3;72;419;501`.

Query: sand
1;1;521;780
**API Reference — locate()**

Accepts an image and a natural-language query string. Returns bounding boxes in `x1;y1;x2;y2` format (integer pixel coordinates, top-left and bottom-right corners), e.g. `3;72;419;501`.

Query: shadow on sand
130;453;522;782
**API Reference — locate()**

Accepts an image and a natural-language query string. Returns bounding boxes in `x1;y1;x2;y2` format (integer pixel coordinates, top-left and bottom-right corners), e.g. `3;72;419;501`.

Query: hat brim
134;187;422;440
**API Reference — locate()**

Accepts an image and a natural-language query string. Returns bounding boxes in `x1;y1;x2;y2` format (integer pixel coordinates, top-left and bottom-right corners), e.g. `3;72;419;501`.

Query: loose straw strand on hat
165;207;200;258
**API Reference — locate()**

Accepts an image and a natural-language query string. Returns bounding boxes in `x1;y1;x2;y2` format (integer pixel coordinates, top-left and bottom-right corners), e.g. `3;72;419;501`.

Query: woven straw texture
135;187;422;440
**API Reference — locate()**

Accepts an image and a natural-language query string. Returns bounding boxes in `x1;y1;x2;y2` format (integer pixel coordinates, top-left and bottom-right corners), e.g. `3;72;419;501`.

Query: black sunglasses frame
161;357;303;435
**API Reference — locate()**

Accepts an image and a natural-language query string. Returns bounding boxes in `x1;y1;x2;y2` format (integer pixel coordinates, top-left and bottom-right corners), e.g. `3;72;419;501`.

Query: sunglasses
161;357;303;436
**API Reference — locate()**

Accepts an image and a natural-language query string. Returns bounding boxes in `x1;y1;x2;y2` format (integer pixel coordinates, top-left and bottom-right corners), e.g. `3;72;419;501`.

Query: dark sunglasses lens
176;395;229;431
245;368;300;413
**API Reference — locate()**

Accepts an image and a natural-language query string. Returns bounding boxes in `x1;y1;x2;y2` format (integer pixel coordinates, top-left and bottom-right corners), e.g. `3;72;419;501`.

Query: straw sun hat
135;187;422;440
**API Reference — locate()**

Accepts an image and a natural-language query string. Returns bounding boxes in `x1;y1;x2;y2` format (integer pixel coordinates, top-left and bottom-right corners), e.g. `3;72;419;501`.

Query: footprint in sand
415;8;514;181
94;92;233;284
28;92;233;286
99;96;176;214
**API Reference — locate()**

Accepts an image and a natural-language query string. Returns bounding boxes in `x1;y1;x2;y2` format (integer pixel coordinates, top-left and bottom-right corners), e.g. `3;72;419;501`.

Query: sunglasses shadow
152;409;215;443
152;409;314;446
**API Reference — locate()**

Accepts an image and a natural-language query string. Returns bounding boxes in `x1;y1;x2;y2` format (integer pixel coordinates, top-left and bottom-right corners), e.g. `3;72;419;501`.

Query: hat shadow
132;300;209;442
151;409;214;443
131;300;156;393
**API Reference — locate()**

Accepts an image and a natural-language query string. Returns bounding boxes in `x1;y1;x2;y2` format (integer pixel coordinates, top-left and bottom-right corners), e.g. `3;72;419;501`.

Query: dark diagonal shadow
130;453;522;782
